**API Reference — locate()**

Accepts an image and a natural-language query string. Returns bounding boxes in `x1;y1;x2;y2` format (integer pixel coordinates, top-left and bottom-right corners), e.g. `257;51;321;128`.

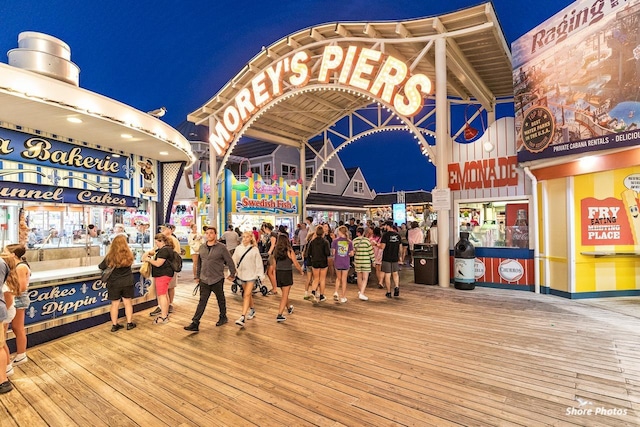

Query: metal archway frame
190;3;514;288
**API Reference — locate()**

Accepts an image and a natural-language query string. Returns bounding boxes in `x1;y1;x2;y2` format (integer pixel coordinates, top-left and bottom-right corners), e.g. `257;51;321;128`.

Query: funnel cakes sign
210;46;433;155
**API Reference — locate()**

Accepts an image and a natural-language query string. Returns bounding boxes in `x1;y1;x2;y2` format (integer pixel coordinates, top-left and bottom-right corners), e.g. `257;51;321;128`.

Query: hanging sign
209;45;433;156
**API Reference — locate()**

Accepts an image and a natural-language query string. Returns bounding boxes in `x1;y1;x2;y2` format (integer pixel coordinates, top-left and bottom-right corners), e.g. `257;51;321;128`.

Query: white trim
322;167;336;186
305;164;315;182
353;179;364;194
280;162;297;177
262;162;272;177
567;176;575;294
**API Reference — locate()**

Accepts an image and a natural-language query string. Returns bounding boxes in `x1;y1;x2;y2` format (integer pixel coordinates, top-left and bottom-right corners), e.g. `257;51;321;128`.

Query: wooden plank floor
1;265;639;426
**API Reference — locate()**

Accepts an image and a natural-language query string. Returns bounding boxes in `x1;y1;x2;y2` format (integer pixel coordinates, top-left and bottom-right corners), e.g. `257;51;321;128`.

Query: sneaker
377;284;384;289
303;293;311;300
184;322;199;332
149;307;162;317
287;305;294;315
111;324;124;332
0;380;13;394
333;292;339;301
385;292;392;298
394;287;400;297
358;292;369;301
247;308;256;320
340;297;347;303
216;316;228;327
168;305;174;314
12;355;28;366
235;315;245;327
276;314;286;322
410;263;414;268
126;322;137;330
153;316;169;325
310;291;317;302
6;364;14;376
319;294;327;302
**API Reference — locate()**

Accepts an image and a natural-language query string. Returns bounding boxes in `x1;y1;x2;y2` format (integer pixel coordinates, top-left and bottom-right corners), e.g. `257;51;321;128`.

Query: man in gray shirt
221;224;240;253
184;226;236;331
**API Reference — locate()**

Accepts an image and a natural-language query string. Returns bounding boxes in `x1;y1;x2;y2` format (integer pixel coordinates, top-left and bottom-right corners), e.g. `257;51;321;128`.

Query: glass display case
457;200;530;249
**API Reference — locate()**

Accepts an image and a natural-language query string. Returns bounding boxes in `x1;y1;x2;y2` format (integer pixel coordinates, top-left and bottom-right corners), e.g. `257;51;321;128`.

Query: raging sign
448;156;519;191
209;45;433;156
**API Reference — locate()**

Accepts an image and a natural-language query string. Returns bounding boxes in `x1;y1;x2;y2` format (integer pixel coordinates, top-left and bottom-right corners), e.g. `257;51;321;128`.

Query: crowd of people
0;216;434;394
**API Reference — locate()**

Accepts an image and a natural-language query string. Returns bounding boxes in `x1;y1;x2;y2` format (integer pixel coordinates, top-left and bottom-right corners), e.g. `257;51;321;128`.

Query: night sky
1;0;573;192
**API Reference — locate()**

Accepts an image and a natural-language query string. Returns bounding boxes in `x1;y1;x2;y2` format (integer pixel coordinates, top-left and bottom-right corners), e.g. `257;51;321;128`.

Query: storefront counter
25;246;102;272
450;247;535;291
7;263;154;350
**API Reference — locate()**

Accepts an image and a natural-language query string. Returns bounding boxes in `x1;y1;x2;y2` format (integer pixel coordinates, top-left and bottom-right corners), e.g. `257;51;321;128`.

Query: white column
435;37;450;288
207;117;218;230
300;141;306;224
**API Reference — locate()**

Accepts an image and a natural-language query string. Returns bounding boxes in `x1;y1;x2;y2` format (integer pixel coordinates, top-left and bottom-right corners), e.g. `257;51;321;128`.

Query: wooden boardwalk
1;267;639;426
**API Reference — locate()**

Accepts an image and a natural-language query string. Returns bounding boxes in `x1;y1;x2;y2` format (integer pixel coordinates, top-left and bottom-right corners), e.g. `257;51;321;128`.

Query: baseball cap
160;223;174;230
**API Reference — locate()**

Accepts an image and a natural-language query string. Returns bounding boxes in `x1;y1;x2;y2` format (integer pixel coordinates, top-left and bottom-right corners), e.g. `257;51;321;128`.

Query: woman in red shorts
143;233;174;324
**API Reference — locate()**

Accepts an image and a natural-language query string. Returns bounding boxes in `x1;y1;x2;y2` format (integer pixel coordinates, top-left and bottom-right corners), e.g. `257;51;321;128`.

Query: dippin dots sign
209;45;433;155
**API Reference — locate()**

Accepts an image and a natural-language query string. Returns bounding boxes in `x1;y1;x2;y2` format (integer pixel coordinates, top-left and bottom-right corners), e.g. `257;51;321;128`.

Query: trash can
454;232;475;290
413;244;438;285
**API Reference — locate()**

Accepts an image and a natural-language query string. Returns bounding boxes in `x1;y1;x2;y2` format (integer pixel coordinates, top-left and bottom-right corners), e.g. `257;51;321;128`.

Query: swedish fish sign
225;169;299;215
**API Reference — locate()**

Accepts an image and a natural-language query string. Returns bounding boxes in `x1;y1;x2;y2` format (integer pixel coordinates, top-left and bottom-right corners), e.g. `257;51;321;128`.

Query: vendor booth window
322;168;335;185
457;200;529;248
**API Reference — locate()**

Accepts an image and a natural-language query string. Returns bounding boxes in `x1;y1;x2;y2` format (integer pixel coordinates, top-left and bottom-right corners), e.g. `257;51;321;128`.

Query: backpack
169;250;183;272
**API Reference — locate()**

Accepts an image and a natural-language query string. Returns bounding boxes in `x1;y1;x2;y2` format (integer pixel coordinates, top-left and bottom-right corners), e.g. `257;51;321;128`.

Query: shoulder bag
101;266;115;283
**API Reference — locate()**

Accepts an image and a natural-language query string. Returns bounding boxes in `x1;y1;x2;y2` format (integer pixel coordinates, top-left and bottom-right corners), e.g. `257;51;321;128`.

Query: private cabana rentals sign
209;45;433;155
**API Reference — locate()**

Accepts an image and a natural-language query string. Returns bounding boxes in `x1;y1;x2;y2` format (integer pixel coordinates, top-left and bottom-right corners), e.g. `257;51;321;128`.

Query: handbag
232;247;252;286
101;266;115;283
139;261;151;278
0;299;7;323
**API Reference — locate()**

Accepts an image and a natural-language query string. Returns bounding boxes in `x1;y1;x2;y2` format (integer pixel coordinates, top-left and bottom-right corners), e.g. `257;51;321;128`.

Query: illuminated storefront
450;117;535;290
0;32;194;345
194;169;301;235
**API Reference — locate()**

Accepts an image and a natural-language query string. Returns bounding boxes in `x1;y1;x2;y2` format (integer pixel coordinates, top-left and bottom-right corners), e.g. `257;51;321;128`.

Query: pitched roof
306;192;371;208
365;190;432;206
230;138;278;159
305;139;330;161
344;167;358;179
176;120;208;141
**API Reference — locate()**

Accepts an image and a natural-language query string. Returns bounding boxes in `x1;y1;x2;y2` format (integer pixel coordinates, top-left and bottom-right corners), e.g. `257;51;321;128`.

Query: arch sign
210;45;433;156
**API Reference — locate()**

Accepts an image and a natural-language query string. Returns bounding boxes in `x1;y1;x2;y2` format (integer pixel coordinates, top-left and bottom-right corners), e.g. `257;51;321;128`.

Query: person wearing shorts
352;227;375;301
331;226;353;303
99;235;136;332
5;244;31;366
307;226;331;302
1;254;18;385
143;233;174;324
232;231;264;328
380;221;402;298
274;235;303;322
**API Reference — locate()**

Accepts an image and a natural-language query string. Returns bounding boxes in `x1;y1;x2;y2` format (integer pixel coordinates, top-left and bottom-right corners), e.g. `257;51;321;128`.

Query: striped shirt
352;236;374;272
